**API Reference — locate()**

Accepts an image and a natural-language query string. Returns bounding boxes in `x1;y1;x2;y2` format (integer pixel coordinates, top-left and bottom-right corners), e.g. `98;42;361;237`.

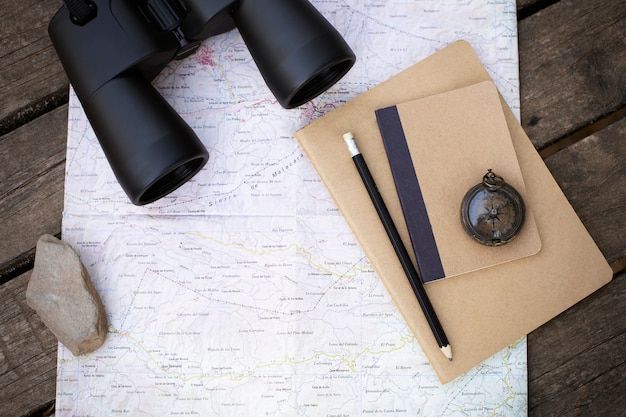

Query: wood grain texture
0;0;68;123
0;271;58;417
518;0;626;149
0;106;67;271
528;272;626;416
545;118;626;264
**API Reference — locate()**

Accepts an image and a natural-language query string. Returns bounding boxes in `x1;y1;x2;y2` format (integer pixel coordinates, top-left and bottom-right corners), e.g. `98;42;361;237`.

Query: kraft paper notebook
375;81;541;283
294;40;612;383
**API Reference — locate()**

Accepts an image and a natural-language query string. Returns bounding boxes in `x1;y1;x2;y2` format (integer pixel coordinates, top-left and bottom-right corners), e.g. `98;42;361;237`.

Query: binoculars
49;0;356;205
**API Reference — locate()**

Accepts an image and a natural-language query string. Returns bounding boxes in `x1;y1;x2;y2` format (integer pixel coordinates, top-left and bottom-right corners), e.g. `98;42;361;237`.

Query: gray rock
26;234;107;356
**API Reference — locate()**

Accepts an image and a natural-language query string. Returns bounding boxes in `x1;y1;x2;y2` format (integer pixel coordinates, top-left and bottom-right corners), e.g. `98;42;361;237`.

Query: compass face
460;172;525;246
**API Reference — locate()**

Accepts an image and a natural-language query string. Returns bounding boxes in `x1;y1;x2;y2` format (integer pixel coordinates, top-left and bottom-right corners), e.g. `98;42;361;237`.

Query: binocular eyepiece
49;0;356;205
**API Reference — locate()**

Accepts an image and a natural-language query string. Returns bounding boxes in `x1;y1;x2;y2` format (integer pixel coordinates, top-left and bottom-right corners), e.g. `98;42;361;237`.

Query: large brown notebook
294;40;612;383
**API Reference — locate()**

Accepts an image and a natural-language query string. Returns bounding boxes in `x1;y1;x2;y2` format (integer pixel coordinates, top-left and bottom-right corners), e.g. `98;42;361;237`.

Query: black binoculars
49;0;356;205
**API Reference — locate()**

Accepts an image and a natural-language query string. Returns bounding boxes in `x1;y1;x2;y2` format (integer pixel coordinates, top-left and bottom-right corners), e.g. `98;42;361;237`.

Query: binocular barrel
49;0;209;205
82;74;209;205
49;0;355;205
233;0;355;108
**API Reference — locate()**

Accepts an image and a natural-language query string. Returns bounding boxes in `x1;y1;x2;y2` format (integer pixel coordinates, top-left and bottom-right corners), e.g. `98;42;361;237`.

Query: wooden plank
0;271;58;417
0;0;68;123
0;164;64;274
528;272;626;416
518;0;626;149
0;106;67;196
544;117;626;264
0;106;67;271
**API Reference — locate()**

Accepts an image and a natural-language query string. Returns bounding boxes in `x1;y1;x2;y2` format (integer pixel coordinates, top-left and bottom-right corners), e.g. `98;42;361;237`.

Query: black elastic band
375;105;446;283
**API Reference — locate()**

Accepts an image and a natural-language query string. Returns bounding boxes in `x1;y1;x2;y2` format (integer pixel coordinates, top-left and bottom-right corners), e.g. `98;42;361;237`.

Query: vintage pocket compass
460;169;525;246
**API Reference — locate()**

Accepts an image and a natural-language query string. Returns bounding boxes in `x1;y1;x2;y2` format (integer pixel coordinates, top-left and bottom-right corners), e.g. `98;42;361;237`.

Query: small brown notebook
374;81;541;282
294;40;612;383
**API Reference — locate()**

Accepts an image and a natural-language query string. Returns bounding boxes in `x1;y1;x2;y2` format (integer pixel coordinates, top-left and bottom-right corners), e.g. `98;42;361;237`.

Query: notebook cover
375;81;541;282
293;40;612;383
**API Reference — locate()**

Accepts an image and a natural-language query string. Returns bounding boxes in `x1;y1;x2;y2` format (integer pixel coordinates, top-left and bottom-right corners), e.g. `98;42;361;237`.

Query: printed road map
58;1;526;415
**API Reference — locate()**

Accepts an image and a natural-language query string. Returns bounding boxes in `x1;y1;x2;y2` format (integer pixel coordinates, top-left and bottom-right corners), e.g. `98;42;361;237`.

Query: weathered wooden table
1;1;624;416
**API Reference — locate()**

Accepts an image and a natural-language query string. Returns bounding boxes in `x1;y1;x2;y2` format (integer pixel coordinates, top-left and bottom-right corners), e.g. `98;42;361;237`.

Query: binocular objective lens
287;59;354;108
138;157;207;205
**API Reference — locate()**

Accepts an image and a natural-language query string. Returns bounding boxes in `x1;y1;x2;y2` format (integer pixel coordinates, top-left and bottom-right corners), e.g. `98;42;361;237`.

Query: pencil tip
441;345;453;361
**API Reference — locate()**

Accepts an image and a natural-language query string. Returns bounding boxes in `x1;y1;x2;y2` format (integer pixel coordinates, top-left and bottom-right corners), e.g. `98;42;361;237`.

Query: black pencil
342;132;452;361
